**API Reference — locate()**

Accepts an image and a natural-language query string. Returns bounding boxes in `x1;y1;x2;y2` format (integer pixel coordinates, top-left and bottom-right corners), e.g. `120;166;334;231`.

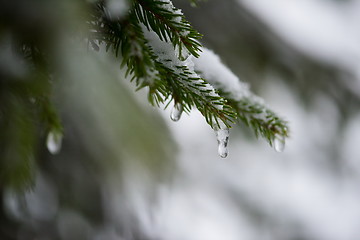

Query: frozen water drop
214;122;230;158
170;102;183;122
218;141;228;158
274;135;285;153
46;130;63;155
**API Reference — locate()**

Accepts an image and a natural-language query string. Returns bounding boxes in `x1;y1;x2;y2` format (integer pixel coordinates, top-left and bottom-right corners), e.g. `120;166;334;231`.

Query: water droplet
214;122;230;158
274;135;285;152
46;130;63;154
170;102;183;122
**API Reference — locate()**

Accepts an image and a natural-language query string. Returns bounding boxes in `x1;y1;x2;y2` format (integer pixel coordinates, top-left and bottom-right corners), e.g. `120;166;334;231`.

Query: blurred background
1;0;360;239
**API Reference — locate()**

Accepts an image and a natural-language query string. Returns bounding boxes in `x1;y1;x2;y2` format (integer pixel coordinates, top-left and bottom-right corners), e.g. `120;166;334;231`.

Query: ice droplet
274;135;285;153
218;141;228;158
170;102;183;122
214;123;229;158
46;130;63;154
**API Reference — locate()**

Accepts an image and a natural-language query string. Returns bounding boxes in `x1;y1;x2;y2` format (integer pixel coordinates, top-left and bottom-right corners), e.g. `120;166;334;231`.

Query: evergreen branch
225;94;289;145
0;43;62;190
152;59;236;127
90;3;235;126
141;24;236;126
133;0;202;58
192;47;289;145
90;1;287;143
89;3;170;105
22;44;63;133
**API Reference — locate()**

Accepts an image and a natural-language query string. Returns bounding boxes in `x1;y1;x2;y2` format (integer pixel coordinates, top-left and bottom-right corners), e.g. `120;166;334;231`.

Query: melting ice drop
274;135;285;153
170;102;183;122
214;123;230;158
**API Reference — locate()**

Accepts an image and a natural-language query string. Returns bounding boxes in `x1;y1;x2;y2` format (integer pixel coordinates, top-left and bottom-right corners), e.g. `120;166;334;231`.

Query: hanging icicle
274;134;285;152
213;121;230;158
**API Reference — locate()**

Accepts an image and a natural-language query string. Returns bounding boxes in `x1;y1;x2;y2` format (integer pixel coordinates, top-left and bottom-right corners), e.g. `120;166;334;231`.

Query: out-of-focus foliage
0;0;176;239
0;0;63;190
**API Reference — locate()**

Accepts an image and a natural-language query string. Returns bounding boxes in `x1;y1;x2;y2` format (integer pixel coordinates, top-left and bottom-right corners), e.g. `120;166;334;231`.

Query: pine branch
193;47;289;147
0;44;51;190
225;95;289;145
89;2;235;127
22;44;63;134
152;59;236;127
133;0;202;58
89;3;169;105
89;1;289;151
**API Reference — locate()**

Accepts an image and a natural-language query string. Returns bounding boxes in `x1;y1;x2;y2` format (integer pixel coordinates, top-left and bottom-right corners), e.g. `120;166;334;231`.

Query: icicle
218;139;228;158
46;130;63;155
170;102;183;122
214;122;230;158
274;135;285;153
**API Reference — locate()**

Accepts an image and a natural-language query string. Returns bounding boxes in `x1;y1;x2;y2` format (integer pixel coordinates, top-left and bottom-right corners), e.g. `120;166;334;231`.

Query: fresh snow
142;25;222;109
193;47;263;105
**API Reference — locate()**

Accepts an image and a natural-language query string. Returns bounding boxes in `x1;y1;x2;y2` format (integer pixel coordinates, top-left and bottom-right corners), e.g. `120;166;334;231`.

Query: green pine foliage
88;0;288;138
89;0;236;127
0;0;289;189
226;96;289;145
134;0;202;58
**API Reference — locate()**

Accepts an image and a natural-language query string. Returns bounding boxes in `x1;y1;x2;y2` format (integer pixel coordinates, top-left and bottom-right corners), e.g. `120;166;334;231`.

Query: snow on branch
134;0;202;59
193;48;289;148
142;27;235;127
89;0;289;155
90;2;235;127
